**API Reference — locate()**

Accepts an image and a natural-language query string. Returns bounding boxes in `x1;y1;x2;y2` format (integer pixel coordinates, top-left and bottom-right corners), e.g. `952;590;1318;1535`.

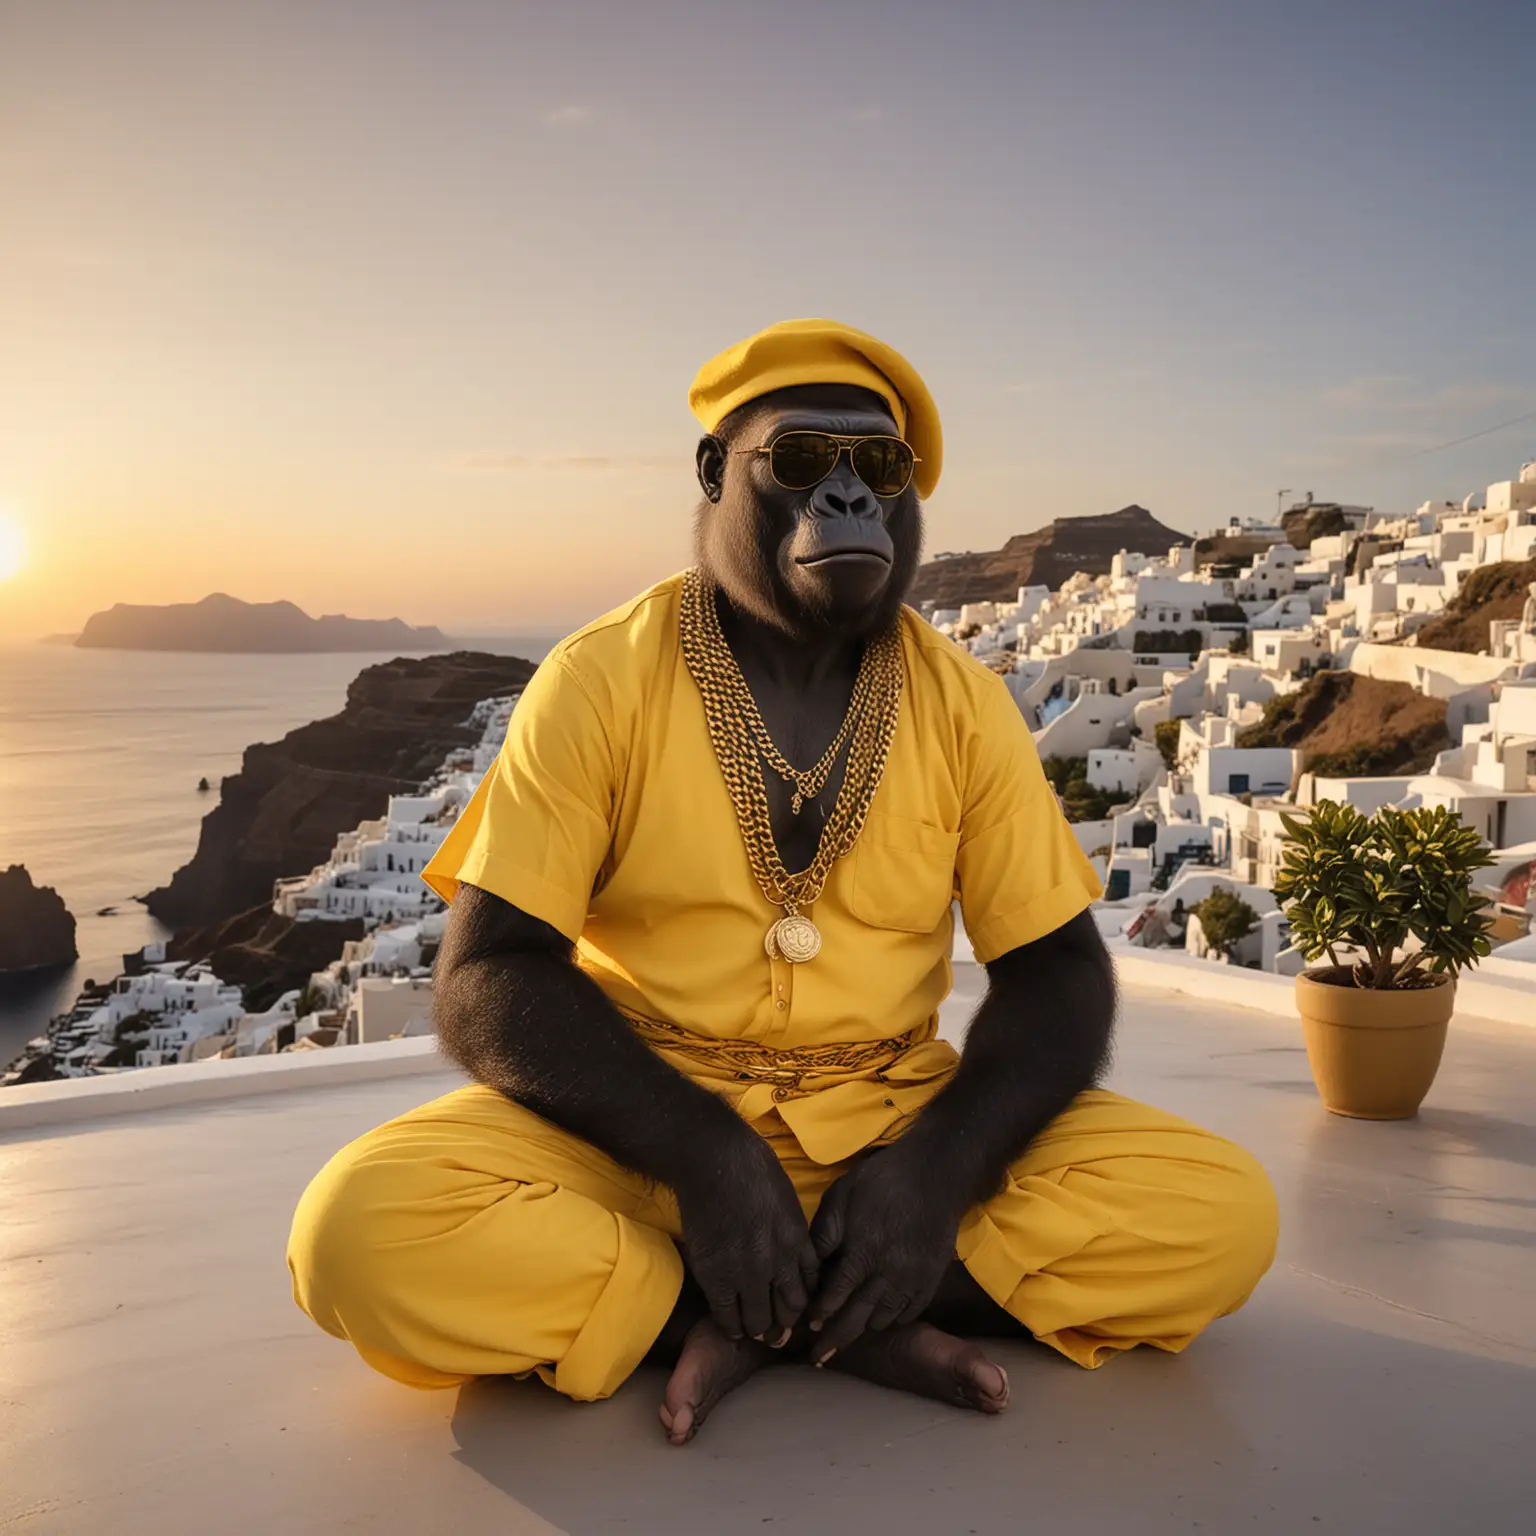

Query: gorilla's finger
798;1238;821;1296
704;1284;745;1341
812;1278;884;1364
808;1246;868;1332
739;1263;776;1341
868;1287;909;1333
771;1263;809;1337
809;1182;849;1260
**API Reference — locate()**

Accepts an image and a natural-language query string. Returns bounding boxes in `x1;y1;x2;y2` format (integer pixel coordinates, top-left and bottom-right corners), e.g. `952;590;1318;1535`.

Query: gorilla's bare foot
658;1316;772;1445
827;1321;1010;1414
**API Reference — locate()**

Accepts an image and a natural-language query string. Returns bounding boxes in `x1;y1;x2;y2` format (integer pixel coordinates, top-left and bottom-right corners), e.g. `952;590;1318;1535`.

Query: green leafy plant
1039;756;1117;823
1134;628;1203;657
1190;889;1259;959
1153;719;1183;771
1273;801;1494;988
112;1009;155;1041
1202;602;1249;624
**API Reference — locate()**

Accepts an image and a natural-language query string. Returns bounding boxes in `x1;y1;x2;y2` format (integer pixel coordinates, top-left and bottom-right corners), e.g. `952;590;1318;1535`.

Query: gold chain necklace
696;569;883;814
679;567;904;963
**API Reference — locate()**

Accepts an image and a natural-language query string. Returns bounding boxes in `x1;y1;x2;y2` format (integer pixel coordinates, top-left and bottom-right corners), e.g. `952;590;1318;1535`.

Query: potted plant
1273;801;1494;1119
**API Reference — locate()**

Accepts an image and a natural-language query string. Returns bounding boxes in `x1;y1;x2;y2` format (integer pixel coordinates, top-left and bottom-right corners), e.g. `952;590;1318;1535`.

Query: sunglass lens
769;432;840;491
851;438;914;497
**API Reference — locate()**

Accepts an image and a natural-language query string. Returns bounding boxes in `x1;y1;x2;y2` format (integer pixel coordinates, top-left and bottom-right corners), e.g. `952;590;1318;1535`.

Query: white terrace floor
2;972;1533;1536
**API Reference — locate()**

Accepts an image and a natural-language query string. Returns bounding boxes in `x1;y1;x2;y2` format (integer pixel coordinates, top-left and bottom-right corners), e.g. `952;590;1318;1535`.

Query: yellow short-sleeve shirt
423;572;1102;1065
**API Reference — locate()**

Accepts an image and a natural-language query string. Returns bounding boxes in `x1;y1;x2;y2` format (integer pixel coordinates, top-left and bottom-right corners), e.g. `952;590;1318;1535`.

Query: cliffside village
8;462;1536;1083
2;696;516;1082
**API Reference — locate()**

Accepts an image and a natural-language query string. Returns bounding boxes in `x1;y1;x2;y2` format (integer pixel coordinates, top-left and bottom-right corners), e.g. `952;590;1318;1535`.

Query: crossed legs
288;1085;1278;1436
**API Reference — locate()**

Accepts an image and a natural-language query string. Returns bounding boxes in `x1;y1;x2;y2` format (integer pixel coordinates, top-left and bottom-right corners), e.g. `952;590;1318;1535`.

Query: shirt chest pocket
846;810;961;934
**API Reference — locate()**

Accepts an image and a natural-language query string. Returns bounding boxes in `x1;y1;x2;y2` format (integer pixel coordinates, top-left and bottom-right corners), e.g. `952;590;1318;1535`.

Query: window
1228;773;1251;794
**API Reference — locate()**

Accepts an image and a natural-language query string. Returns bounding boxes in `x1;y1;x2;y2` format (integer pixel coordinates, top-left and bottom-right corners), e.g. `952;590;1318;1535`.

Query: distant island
73;594;450;653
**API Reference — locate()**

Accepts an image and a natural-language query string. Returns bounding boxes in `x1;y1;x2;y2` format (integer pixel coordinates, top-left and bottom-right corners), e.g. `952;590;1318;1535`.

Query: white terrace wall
1303;776;1416;815
1349;642;1515;697
1009;650;1143;721
1034;690;1137;760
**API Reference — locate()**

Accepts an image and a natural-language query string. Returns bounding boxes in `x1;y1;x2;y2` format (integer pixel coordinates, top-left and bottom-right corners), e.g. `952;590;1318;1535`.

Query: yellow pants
288;1085;1278;1402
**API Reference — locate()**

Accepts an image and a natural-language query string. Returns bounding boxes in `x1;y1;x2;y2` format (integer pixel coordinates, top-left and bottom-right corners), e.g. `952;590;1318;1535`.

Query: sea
0;637;560;1067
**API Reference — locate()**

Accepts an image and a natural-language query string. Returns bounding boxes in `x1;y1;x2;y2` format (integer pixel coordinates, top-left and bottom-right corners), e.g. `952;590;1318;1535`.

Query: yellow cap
688;318;942;498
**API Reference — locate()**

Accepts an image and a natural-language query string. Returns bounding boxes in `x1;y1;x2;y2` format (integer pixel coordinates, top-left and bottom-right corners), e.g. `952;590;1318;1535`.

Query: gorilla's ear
696;435;728;504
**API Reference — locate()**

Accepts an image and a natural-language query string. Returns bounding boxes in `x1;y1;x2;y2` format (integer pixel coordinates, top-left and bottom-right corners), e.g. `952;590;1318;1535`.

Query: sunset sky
2;0;1533;642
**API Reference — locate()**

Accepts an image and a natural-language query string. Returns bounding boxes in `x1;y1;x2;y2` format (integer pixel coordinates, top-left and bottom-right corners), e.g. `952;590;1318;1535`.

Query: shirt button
882;1097;895;1108
775;1000;786;1010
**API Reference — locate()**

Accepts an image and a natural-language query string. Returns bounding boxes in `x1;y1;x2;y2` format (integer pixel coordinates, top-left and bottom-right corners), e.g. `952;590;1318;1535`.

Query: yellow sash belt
622;1011;930;1102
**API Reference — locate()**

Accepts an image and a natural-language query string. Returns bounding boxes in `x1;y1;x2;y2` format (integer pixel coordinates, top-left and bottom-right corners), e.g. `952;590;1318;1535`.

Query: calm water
0;637;557;1064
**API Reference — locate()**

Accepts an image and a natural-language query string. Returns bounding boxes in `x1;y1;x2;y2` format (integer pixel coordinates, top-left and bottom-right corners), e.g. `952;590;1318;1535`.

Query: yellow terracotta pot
1295;968;1455;1120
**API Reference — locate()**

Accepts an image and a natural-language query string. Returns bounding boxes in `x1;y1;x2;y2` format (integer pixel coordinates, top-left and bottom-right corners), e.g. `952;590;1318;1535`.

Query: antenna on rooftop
1276;489;1292;520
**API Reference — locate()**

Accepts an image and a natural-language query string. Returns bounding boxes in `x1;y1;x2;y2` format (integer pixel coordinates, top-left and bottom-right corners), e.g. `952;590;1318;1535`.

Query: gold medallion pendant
765;913;823;964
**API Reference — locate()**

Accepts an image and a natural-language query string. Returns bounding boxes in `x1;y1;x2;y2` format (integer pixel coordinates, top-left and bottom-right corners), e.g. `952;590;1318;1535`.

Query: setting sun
0;515;25;581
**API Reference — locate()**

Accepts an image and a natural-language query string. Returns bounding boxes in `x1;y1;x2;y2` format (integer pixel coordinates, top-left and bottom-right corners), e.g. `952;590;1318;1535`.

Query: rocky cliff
143;650;537;929
0;865;78;973
76;593;451;653
910;506;1188;608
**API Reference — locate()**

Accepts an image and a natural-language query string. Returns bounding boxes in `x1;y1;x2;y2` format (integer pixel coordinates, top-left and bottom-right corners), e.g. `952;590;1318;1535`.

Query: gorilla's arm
435;883;818;1341
807;908;1115;1355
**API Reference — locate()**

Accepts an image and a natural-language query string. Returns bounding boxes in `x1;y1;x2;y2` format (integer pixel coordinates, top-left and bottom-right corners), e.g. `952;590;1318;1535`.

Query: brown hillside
1411;559;1536;654
911;505;1187;608
1236;671;1448;778
166;904;366;1013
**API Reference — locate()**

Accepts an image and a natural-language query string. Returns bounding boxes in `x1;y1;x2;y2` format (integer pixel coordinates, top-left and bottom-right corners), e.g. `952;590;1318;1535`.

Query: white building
31;962;246;1075
357;976;435;1044
924;458;1536;989
272;696;517;926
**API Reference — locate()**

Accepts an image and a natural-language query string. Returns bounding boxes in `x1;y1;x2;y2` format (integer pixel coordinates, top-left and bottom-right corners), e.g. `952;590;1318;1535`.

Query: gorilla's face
694;384;923;641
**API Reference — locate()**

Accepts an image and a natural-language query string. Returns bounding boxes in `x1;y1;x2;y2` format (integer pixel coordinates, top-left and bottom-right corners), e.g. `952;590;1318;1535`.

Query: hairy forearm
436;939;748;1196
897;911;1116;1214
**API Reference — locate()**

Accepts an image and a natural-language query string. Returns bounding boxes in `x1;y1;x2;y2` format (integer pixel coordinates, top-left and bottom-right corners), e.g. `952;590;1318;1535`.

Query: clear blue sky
1;0;1532;637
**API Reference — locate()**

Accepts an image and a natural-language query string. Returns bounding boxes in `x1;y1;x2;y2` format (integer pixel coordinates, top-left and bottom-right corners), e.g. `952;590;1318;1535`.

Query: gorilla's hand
805;1142;962;1362
675;1129;819;1345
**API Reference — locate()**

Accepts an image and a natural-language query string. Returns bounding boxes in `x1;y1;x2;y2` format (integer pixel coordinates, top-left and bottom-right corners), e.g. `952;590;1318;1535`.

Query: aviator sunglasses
736;431;920;499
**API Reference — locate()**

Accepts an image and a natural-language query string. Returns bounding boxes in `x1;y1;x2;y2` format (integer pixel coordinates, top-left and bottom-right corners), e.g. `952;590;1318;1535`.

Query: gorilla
437;381;1114;1436
287;323;1275;1450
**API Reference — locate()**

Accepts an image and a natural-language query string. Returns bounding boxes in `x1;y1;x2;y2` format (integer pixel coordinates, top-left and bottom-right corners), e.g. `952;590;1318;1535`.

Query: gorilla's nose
810;479;877;521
